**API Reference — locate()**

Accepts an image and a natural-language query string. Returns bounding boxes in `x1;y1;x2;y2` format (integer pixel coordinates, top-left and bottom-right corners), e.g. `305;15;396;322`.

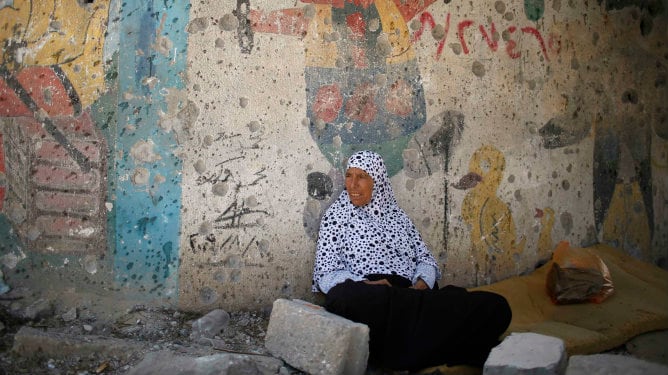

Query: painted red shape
347;12;366;39
313;84;343;123
345;82;377;124
436;13;451;60
386;78;413;117
302;0;345;8
35;190;98;214
249;8;309;36
458;20;474;55
51;110;97;138
0;133;4;174
411;11;436;42
31;164;99;190
35;140;101;164
521;26;549;61
36;215;98;238
506;26;521;59
347;0;373;8
392;0;439;21
479;22;499;52
351;46;369;68
0;77;31;117
17;67;75;117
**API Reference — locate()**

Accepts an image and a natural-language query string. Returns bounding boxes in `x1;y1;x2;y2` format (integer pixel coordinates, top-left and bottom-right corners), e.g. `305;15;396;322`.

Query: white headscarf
312;150;440;292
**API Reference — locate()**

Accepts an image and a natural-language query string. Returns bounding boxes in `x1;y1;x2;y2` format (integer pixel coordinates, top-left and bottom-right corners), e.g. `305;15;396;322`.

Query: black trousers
324;278;512;371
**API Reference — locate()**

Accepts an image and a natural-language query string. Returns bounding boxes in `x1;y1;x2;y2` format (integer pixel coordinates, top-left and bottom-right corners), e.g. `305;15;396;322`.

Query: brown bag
546;241;614;304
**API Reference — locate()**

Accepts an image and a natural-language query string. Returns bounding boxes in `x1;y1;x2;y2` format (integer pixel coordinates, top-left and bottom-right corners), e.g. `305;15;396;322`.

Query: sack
546;241;614;304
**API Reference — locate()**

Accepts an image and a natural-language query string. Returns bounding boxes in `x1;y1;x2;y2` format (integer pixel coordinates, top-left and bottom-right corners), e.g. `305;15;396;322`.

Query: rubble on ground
0;286;301;375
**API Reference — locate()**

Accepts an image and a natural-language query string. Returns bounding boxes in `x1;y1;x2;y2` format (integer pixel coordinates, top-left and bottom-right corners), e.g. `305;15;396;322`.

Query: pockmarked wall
0;0;666;311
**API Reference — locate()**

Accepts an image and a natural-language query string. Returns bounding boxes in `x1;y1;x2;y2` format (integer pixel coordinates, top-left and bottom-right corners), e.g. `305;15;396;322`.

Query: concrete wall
0;0;666;311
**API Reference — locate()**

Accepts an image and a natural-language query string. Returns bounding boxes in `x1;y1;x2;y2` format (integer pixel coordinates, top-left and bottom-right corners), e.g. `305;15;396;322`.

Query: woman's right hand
363;279;392;287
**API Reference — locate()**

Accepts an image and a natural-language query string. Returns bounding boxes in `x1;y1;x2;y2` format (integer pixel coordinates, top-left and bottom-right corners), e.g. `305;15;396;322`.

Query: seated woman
312;150;512;371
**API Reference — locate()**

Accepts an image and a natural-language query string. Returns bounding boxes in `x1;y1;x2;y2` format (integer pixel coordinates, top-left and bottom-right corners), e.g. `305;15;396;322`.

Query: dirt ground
0;288;280;375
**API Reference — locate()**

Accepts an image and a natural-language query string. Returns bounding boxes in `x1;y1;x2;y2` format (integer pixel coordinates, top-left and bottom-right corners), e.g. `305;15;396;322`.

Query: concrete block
264;298;369;375
566;354;668;375
484;332;567;375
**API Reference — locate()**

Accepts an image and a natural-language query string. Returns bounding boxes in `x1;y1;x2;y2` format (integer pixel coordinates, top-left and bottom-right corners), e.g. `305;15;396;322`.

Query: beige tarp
476;244;668;355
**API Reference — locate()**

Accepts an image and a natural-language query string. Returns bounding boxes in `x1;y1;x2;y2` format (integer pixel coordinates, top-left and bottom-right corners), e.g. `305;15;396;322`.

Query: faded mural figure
0;0;109;253
236;0;439;177
228;0;441;240
538;70;663;261
454;145;527;284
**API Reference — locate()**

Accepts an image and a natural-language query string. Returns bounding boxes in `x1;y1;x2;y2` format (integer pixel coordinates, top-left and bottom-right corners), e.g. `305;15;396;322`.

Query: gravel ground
0;300;286;375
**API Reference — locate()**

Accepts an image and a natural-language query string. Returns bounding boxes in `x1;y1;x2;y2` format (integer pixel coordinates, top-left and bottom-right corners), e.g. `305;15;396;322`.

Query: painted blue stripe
114;0;189;298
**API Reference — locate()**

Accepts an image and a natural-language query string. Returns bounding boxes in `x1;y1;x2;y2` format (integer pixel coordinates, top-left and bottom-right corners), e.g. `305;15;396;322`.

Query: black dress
324;275;512;371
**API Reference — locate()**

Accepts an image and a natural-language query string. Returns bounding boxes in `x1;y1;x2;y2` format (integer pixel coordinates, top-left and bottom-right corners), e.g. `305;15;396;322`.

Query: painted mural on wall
0;0;193;299
0;0;664;311
455;146;525;282
239;0;442;178
110;0;190;296
0;0;110;258
535;6;667;262
203;0;667;293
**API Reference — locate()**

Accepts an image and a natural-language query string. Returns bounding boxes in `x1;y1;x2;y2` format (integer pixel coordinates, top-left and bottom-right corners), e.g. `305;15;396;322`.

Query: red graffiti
413;12;560;61
479;22;499;52
412;12;450;63
457;20;474;55
520;26;549;61
506;26;521;59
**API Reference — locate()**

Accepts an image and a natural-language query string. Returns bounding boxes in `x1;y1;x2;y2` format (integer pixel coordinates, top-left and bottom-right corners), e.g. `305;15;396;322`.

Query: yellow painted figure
457;145;526;284
0;0;110;108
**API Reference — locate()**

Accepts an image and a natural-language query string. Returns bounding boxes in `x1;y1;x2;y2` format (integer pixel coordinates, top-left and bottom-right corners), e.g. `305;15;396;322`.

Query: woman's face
345;167;374;207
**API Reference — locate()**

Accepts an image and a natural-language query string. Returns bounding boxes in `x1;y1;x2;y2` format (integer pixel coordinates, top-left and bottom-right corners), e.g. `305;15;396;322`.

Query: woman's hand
411;278;429;290
364;279;392;287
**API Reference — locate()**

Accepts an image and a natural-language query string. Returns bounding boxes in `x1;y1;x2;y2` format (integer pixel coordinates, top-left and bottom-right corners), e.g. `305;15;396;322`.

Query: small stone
190;309;230;339
62;308;77;323
83;325;93;332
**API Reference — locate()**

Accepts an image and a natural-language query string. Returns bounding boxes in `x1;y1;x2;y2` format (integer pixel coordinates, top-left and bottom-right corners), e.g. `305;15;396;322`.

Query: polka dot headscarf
312;150;440;292
346;150;396;219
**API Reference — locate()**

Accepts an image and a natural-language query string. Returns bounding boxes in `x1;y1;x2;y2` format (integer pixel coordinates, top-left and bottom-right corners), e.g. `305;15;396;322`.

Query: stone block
264;298;369;375
484;332;567;375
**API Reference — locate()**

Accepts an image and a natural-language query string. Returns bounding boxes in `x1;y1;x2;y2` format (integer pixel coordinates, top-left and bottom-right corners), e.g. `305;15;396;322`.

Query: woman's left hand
411;279;429;290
